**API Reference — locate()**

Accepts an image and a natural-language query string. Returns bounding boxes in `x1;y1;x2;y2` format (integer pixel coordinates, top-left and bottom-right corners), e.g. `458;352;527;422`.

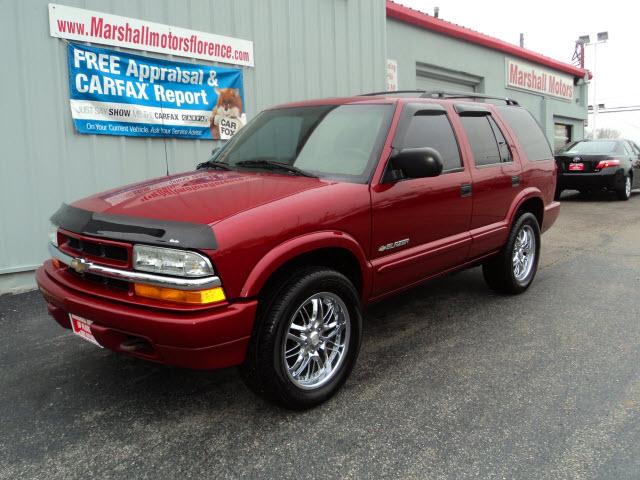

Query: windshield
214;104;393;182
562;140;622;155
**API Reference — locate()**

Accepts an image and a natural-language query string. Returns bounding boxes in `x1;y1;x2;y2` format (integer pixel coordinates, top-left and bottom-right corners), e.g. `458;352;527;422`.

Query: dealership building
0;0;589;293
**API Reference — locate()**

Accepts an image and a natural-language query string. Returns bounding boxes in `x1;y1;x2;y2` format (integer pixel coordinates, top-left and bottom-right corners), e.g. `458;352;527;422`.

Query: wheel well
258;248;363;300
516;197;544;227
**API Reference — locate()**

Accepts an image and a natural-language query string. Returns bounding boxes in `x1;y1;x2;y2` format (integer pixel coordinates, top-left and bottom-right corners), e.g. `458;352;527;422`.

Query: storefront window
554;123;573;153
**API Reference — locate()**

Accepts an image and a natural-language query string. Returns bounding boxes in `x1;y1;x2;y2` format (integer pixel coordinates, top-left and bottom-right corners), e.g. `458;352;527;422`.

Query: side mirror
389;147;443;180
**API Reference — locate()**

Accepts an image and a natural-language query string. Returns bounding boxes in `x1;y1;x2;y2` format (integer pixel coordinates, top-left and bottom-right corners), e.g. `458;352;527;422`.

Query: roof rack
360;90;519;106
422;91;520;106
360;90;427;96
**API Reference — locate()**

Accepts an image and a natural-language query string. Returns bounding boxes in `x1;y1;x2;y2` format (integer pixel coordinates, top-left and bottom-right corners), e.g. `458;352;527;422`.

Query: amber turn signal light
134;283;226;305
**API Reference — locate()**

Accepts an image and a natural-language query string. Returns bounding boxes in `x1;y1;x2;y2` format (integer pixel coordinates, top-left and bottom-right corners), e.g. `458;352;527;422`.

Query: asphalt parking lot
2;191;640;480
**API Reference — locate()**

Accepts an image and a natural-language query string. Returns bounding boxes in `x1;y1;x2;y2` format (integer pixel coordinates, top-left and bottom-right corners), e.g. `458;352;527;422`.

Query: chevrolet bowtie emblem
70;258;90;274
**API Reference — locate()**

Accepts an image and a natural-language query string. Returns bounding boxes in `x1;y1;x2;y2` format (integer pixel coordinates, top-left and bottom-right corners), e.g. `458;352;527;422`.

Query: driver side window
401;112;463;172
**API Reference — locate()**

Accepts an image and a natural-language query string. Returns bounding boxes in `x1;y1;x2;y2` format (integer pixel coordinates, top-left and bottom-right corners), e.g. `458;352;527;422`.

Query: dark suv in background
555;139;640;200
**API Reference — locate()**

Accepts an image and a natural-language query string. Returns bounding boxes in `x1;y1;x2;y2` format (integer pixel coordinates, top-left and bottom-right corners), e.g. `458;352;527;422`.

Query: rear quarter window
496;106;553;161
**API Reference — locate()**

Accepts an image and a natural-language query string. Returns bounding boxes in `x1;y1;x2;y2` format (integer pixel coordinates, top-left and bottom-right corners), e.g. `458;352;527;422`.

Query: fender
506;187;544;226
240;231;373;300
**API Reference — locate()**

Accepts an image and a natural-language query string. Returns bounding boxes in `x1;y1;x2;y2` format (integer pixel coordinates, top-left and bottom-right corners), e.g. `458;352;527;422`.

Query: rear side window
488;116;512;163
402;113;462;171
496;106;553;161
459;116;502;166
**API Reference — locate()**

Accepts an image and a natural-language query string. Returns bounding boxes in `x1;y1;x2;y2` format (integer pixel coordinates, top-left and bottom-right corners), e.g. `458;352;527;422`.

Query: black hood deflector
50;204;217;250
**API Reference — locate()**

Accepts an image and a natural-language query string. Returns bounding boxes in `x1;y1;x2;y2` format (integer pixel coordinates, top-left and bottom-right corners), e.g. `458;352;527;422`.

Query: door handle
511;175;520;187
460;183;472;197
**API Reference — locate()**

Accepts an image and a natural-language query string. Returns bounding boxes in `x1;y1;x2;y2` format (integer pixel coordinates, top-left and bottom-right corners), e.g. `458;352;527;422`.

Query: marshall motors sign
506;59;574;101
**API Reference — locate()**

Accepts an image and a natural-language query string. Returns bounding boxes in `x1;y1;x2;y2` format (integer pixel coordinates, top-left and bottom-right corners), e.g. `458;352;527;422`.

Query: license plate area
69;314;103;348
568;163;584;171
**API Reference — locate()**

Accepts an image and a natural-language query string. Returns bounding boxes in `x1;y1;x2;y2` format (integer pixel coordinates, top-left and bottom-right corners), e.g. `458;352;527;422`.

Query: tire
482;212;541;295
240;267;362;409
616;174;632;201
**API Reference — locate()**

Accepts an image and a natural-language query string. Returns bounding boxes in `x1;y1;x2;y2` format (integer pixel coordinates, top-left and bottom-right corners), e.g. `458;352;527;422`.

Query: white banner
506;58;574;101
69;99;246;138
49;3;254;67
70;99;210;126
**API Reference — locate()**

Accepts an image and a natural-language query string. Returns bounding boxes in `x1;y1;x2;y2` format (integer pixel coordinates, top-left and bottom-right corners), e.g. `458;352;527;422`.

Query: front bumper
557;168;625;190
36;262;257;370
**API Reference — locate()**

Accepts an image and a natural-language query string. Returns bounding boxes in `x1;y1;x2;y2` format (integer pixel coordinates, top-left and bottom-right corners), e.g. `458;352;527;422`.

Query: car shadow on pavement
559;189;639;202
353;267;499;384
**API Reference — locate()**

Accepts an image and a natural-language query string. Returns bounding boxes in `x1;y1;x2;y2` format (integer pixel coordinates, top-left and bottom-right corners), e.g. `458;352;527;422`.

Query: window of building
553;123;573;153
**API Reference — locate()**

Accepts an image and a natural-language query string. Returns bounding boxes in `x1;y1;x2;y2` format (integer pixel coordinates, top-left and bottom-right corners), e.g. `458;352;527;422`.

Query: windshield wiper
235;159;317;177
196;160;232;171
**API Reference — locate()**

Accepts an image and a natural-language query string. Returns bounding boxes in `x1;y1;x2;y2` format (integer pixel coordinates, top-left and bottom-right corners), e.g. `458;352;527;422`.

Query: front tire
240;268;362;409
616;174;632;201
483;212;541;294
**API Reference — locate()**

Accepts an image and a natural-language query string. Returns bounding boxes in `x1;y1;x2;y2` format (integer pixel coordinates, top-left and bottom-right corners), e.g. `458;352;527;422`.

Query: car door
369;103;473;298
450;104;522;258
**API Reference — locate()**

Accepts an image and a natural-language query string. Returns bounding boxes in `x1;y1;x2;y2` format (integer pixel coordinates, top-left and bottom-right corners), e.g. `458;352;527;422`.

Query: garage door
416;74;476;94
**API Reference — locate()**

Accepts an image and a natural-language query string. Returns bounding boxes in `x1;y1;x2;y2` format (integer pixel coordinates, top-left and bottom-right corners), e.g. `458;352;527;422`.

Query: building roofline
386;1;592;80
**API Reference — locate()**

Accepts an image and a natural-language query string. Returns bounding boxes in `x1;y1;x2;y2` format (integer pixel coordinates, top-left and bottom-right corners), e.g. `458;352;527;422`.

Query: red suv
37;91;560;409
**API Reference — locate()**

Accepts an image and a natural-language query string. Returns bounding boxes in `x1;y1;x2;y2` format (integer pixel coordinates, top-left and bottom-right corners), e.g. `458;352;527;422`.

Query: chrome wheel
512;225;536;282
625;176;632;198
282;292;351;390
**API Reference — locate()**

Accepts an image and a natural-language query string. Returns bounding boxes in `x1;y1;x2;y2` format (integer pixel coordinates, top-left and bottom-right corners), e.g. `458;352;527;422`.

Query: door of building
554;123;573;152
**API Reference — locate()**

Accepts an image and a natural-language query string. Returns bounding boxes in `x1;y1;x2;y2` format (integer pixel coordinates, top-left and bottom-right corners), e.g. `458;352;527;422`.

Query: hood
72;170;329;225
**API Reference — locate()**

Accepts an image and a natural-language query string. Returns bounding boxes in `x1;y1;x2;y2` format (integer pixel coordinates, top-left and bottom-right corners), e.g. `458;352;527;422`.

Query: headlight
49;223;59;246
133;245;214;277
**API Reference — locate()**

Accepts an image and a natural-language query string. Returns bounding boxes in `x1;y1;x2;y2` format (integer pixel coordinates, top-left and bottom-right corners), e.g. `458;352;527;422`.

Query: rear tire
483;212;541;295
240;267;362;409
616;174;632;201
